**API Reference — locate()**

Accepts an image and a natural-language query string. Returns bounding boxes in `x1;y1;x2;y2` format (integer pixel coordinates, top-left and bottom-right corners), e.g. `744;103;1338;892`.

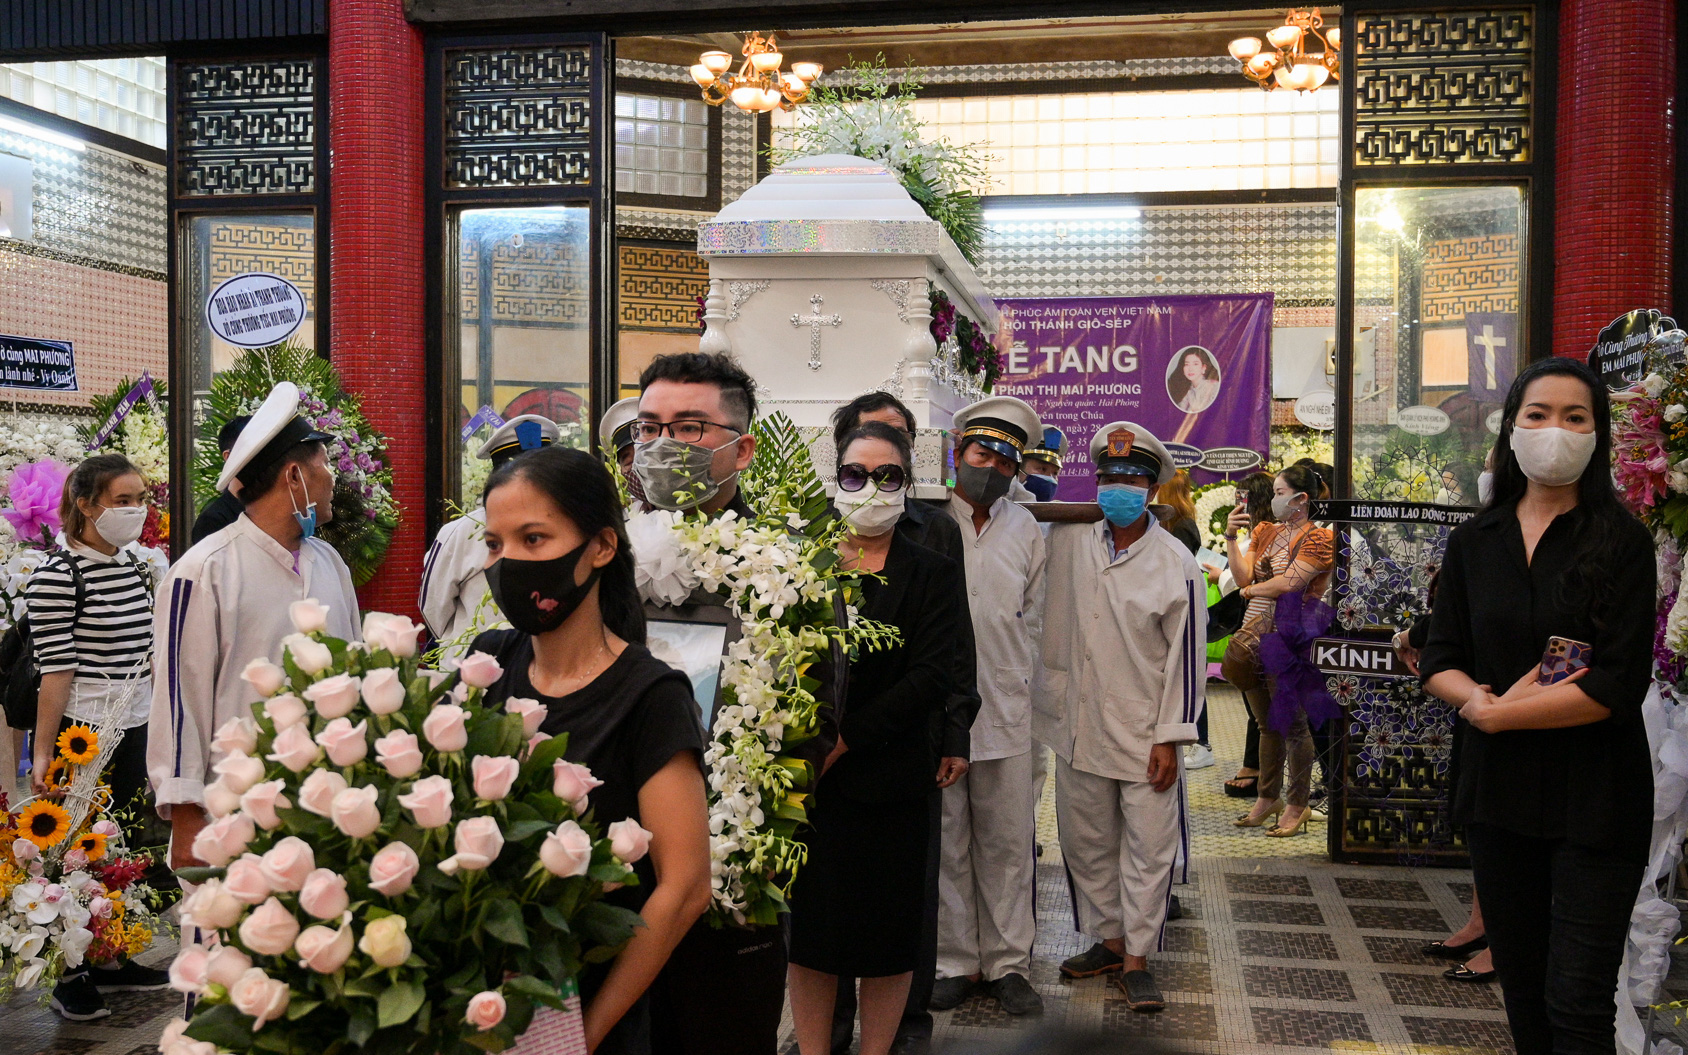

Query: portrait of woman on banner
1168;346;1223;414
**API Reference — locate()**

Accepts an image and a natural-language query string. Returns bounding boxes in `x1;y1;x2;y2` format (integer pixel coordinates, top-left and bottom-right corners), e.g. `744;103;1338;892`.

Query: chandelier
1227;8;1340;92
691;32;822;113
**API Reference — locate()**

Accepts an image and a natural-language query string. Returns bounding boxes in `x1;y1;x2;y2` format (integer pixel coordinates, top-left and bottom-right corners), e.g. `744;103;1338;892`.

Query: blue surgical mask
1096;483;1149;526
1024;474;1058;502
289;465;318;540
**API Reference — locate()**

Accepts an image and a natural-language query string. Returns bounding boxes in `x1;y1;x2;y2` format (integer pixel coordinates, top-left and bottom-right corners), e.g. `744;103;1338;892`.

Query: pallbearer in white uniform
418;414;559;663
932;395;1049;1017
1035;420;1205;1014
597;396;644;508
1019;426;1069;504
147;381;360;866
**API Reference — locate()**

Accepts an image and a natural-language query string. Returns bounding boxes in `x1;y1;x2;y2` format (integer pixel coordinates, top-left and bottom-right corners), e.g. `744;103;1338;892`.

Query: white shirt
419;509;494;663
1034;517;1205;781
947;493;1047;761
147;514;359;811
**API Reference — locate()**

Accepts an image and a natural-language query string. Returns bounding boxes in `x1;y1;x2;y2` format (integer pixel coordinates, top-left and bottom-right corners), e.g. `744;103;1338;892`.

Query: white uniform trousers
1054;755;1181;958
936;749;1042;981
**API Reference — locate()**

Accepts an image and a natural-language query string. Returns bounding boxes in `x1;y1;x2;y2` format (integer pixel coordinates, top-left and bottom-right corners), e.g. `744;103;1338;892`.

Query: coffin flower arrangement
161;605;649;1055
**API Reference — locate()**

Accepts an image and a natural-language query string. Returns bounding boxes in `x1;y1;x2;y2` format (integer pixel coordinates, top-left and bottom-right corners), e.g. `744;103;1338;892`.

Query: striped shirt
26;542;156;680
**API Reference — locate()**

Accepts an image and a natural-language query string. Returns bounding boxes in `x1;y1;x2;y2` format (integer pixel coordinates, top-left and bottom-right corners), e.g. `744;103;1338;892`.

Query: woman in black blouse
470;447;712;1055
1420;356;1653;1054
787;422;961;1055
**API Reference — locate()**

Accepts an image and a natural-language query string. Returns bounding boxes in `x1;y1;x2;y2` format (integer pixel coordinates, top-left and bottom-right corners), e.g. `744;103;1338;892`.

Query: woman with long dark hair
1168;348;1222;414
1222;471;1277;799
1420;356;1653;1053
469;446;712;1054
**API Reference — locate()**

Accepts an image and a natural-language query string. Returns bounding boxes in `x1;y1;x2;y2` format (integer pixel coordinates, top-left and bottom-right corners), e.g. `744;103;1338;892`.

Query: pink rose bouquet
163;609;646;1055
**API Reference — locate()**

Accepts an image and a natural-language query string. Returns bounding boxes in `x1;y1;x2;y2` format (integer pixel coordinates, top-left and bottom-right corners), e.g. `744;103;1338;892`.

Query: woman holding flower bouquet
471;446;712;1054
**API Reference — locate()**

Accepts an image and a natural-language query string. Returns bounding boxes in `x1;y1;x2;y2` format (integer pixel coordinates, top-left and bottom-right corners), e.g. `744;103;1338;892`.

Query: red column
329;0;427;617
1553;0;1676;358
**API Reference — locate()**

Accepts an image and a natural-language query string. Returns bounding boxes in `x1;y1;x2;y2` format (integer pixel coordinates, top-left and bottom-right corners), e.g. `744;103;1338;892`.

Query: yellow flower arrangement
70;830;107;861
43;756;67;790
56;724;99;765
17;800;70;848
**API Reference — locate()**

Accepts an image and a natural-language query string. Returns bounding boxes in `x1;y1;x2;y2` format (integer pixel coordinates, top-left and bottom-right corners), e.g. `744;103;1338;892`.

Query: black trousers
1467;823;1646;1055
55;718;149;825
1242;709;1260;770
649;916;787;1055
832;787;942;1046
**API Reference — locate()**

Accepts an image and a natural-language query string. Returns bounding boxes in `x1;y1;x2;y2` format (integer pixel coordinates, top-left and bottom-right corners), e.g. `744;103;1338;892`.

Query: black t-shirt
469;630;706;910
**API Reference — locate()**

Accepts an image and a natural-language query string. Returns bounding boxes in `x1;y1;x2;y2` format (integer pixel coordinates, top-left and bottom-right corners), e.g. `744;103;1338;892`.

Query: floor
5;686;1679;1055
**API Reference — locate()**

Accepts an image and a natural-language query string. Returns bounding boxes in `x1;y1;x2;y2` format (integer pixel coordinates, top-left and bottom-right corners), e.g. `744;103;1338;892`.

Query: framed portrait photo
644;602;741;730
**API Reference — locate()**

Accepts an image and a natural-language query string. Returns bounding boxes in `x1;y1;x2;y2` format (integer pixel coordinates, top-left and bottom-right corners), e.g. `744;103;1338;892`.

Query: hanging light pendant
1226;8;1340;92
692;32;823;113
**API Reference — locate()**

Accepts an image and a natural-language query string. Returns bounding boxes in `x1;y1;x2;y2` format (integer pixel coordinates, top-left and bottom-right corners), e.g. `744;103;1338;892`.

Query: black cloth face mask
486;540;604;635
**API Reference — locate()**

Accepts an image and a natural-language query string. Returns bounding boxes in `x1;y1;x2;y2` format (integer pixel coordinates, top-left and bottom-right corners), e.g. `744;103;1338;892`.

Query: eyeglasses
633;419;741;444
837;463;907;493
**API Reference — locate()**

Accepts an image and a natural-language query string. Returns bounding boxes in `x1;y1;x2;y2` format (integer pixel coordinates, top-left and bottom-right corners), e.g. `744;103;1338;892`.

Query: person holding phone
1420;357;1653;1053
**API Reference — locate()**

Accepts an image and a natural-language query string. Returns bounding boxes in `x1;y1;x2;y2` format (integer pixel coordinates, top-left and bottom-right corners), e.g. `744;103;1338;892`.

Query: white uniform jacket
946;494;1047;762
419;508;491;661
147;514;359;811
1033;517;1205;781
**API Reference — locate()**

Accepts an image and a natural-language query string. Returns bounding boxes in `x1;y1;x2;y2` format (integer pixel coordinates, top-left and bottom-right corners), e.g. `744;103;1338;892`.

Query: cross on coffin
791;293;843;371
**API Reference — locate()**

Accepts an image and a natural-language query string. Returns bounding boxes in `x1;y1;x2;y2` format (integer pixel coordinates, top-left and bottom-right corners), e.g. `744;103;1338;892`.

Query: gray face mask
632;436;738;512
956;460;1012;509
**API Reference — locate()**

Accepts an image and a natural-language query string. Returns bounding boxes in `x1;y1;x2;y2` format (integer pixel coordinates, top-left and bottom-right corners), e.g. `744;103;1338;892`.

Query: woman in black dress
1420;356;1654;1054
469;446;712;1055
787;422;961;1055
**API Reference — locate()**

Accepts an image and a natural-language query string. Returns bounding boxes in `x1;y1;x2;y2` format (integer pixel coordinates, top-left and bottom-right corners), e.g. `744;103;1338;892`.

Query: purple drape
1258;591;1341;735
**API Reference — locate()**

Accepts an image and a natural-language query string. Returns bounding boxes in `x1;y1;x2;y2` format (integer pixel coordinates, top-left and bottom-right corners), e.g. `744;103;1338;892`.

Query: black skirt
787;786;929;977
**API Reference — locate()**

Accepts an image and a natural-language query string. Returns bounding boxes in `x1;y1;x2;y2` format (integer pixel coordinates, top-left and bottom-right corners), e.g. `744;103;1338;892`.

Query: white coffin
695;154;999;497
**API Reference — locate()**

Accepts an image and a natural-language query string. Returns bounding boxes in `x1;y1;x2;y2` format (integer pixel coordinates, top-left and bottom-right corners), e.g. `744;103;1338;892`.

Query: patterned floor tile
1348;905;1448;932
1363;935;1448;965
1101;997;1219;1040
1232;899;1326;926
1334;876;1429;902
1161;926;1208;955
1448;880;1475;905
946;994;1018;1029
1402;1014;1517;1053
1151;959;1213;995
1250;1006;1373;1046
100;990;179;1029
1224;871;1314;897
1382;971;1504;1010
1237;928;1340;961
1242;964;1357;1002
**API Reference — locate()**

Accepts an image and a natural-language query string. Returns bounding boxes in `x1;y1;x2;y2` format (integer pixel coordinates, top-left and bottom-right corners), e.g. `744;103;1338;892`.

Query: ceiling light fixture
1226;8;1340;93
691;32;822;113
983;206;1143;222
0;114;86;152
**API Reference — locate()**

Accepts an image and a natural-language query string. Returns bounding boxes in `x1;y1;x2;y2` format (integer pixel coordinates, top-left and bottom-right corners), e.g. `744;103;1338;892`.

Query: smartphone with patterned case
1536;636;1592;686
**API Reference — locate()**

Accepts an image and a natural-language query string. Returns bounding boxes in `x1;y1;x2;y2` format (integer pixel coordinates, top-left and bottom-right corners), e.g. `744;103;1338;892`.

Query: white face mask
1509;425;1597;487
94;505;147;548
1477;471;1495;504
834;485;906;537
1270;492;1305;521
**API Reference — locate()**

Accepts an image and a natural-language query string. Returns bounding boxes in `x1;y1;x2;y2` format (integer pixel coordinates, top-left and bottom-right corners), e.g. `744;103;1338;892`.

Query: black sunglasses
837;463;907;493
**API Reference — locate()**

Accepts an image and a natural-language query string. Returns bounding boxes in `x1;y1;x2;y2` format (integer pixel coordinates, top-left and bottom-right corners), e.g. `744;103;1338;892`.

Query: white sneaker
1185;744;1216;770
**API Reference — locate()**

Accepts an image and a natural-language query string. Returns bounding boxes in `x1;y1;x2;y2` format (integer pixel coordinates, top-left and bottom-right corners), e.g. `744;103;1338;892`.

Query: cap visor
1097;457;1160;478
971;437;1022;463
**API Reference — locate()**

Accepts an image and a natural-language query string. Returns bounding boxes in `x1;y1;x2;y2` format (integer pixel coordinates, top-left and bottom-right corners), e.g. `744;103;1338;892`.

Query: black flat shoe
1422;937;1487;959
1445;963;1497;983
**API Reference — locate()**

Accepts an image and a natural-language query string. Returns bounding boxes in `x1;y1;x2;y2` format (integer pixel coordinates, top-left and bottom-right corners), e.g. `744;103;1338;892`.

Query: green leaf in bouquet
173;865;227;884
774;798;807;823
343;974;386;997
483;899;530;947
185;1003;256;1049
276;805;332;839
285;997;322;1020
534;935;569;986
537;903;573;935
407;896;441;939
415;998;432;1035
465;713;508;758
377;978;426;1028
506;973;567;1009
348;1003;378;1046
442;960;482;990
503;818;553;843
579;901;642;950
520;732;572;777
587;858;631;883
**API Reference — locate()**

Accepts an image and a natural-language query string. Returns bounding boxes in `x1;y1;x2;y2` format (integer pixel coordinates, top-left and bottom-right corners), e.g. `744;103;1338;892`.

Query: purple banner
993;294;1274;501
87;372;154;451
1465;312;1516;402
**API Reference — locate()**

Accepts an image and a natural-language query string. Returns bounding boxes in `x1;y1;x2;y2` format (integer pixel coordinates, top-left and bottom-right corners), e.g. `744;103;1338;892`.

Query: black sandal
1445;963;1497;983
1223;774;1259;798
1422;937;1487;959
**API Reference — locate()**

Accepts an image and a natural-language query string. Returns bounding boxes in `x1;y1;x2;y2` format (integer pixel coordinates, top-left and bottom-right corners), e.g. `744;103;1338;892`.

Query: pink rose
258;837;315;892
297;769;348;817
331;785;382;839
288;599;329;634
90;819;119;838
364;613;423;659
367;841;421;898
266;724;321;773
437;817;504;875
211;752;265;795
211;715;259;757
607;819;653;864
203;779;241;819
228;966;290;1028
11;839;37;862
471;756;520;802
552;761;604;814
465;990;506;1032
240;780;290;831
62;847;88;871
361;667;406;715
374;729;424;779
179;878;243;930
222;854;271;905
525;732;552;758
191;812;256;867
88;896;113;919
282;634;332;675
315;718;369;766
421;704;469;752
357;915;410;967
297;868;349;920
504;697;546;736
237;897;300;957
294;913;354;973
160;1018;213;1055
539;820;592;878
397;775;454;829
304;674;362;720
264;693;308;731
456;651;503;689
168;944;210;994
241;658;286;698
205;944;252;988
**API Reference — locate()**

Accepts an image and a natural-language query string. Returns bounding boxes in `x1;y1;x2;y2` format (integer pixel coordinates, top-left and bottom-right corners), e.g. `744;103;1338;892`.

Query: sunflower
71;830;107;862
43;757;67;790
18;800;70;848
57;725;99;765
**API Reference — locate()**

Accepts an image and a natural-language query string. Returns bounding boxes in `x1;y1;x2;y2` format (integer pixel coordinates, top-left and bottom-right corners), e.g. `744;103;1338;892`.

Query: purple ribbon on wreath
1258;590;1342;735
